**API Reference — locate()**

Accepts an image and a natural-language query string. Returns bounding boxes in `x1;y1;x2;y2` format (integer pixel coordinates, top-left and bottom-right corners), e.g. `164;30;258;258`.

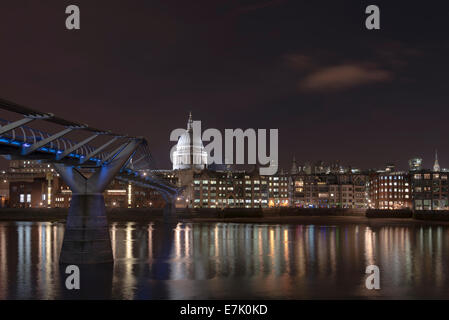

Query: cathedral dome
172;113;208;170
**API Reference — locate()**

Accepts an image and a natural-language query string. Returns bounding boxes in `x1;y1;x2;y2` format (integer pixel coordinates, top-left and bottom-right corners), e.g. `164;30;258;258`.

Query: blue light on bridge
0;136;88;162
0;137;22;146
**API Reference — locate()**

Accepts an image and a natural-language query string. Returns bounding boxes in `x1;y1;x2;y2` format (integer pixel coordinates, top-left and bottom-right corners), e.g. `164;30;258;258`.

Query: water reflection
1;221;449;299
0;222;64;299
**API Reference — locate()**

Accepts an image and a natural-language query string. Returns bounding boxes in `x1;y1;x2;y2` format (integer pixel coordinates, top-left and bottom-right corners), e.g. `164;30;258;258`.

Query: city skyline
0;106;444;173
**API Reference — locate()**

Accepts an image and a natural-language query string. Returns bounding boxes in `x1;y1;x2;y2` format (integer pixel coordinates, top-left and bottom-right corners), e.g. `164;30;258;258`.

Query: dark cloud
299;63;393;92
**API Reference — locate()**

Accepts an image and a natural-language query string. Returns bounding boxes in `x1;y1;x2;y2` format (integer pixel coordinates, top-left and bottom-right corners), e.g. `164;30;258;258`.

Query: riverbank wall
1;207;449;222
366;209;413;218
413;211;449;221
0;207;362;221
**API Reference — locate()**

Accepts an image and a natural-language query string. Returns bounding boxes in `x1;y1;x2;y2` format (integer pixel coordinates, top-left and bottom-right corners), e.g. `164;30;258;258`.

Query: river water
0;220;448;299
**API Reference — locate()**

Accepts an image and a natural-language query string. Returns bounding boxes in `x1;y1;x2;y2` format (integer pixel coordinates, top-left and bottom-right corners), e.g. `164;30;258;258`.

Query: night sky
0;0;448;171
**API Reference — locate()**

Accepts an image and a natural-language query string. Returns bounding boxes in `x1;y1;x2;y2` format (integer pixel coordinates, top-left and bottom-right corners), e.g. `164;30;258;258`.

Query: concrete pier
53;140;141;264
59;194;113;264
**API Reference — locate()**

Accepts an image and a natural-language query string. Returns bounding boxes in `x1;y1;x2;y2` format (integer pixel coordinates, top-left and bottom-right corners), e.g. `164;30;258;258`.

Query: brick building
289;173;368;208
368;171;412;209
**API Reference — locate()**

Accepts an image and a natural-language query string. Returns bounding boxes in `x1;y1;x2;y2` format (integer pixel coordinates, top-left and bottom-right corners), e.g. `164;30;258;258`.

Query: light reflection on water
0;221;449;299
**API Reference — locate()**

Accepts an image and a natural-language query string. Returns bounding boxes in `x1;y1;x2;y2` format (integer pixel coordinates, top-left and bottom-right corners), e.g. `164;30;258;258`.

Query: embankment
365;209;413;218
0;207;365;222
1;207;449;224
413;210;449;221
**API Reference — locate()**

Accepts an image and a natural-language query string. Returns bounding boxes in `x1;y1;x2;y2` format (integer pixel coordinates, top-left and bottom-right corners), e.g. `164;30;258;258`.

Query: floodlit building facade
190;169;289;208
368;172;412;209
289;173;368;208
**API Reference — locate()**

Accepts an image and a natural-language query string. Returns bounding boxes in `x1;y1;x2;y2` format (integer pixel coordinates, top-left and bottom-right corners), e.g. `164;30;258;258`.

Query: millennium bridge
0;97;181;264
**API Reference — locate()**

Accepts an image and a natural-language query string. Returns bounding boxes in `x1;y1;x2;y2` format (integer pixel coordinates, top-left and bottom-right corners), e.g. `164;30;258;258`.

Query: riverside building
190;168;289;209
367;171;412;209
411;171;449;210
410;151;449;210
289;172;368;209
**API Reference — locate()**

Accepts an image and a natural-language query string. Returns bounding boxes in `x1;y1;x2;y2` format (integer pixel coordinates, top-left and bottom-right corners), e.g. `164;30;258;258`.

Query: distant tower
290;155;298;174
433;149;440;172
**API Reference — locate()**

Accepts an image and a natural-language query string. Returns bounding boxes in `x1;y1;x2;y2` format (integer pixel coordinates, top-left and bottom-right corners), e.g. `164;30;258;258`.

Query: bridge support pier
54;140;140;264
60;194;113;264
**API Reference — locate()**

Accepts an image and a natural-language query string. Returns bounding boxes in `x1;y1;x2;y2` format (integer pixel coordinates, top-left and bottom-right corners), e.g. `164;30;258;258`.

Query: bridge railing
0;118;97;159
0;97;180;195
